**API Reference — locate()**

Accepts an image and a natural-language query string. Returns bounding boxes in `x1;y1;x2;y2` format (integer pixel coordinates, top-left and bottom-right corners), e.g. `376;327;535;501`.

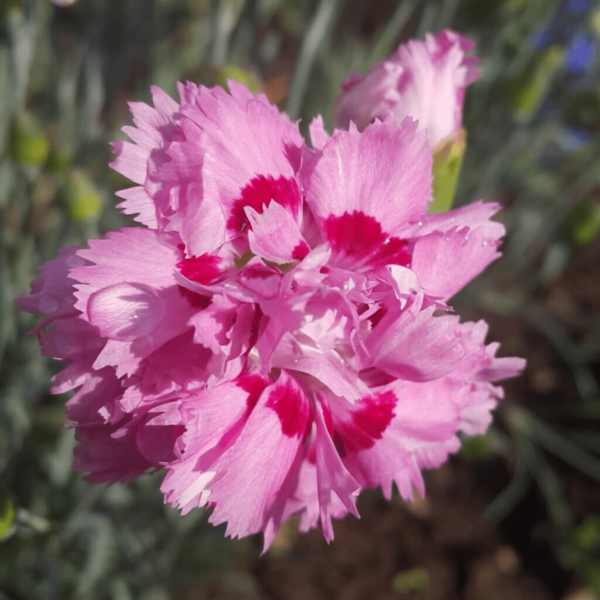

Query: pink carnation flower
18;79;523;549
333;30;481;148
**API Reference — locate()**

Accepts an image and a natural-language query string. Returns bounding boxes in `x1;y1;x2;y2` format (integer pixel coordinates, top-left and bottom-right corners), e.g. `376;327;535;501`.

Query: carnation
18;71;524;548
333;29;481;149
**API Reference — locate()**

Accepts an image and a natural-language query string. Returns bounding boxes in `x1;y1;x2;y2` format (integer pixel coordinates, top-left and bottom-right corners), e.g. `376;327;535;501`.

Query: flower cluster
18;30;524;548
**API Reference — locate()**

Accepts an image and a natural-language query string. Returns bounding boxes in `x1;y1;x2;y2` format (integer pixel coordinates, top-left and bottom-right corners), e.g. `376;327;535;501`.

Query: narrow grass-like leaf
526;411;600;484
485;451;531;523
287;0;338;119
367;0;418;62
0;494;15;540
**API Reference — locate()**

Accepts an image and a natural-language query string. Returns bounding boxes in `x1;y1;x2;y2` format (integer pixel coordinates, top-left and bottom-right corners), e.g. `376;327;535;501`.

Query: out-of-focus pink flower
333;30;481;148
18;78;523;549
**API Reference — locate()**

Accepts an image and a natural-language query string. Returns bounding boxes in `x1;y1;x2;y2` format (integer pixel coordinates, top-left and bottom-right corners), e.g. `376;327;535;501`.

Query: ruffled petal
305;117;432;266
410;225;503;299
333;29;480;148
313;400;360;542
179;83;304;240
246;201;310;263
207;371;311;538
366;293;465;382
161;374;269;514
16;246;85;319
73;415;153;483
322;385;457;500
71;228;203;377
115;186;158;228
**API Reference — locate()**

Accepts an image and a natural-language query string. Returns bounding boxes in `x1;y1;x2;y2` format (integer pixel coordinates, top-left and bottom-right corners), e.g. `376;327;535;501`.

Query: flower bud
333;30;480;149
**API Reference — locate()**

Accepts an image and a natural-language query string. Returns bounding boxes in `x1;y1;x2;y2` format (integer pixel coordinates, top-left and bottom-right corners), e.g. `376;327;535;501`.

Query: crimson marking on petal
266;381;309;438
333;430;347;457
240;264;278;280
373;237;411;268
238;373;269;415
247;304;264;354
178;254;222;284
335;391;396;454
358;367;397;388
369;306;388;329
321;401;336;438
291;241;310;260
240;303;264;371
324;211;411;268
227;175;301;233
177;286;211;309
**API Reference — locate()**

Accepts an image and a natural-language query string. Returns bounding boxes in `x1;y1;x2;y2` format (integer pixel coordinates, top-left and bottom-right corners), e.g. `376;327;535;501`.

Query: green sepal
0;493;15;540
430;129;466;214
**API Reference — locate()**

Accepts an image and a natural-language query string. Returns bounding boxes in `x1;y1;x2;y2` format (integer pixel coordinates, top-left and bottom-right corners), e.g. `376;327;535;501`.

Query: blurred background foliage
1;0;600;598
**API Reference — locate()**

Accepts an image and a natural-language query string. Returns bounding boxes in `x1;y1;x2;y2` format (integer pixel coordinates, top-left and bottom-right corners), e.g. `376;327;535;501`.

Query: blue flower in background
565;34;596;74
561;127;592;151
532;0;594;53
565;0;591;13
532;27;553;50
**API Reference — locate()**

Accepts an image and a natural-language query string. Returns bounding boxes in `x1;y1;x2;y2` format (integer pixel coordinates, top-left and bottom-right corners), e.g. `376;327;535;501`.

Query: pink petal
150;85;180;116
246;201;310;263
323;210;411;270
411;226;502;299
401;200;504;238
180;84;304;236
237;262;283;300
162;181;228;258
305;118;432;251
308;115;330;150
263;458;350;546
139;330;213;394
136;403;186;465
177;253;228;285
65;367;122;424
115;186;158;228
333;61;403;131
16;246;85;318
366;294;464;381
39;315;104;362
72;228;182;299
73;415;152;483
272;341;368;402
313;400;360;542
479;356;527;382
207;371;311;538
337;381;460;500
333;29;480;148
87;282;165;341
161;374;270;514
186;293;237;357
109;141;150;185
71;228;203;377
